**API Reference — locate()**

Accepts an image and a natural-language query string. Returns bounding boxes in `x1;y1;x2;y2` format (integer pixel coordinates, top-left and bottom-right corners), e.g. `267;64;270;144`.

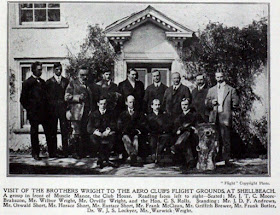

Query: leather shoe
33;154;41;161
107;161;119;168
225;160;233;167
97;160;104;169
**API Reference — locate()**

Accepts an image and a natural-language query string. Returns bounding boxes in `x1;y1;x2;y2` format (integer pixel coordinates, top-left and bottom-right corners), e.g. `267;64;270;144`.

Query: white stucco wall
8;3;91;133
114;22;189;84
123;22;175;56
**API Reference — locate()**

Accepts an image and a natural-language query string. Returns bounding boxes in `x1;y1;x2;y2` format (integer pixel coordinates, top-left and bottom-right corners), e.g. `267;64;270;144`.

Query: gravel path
9;154;268;176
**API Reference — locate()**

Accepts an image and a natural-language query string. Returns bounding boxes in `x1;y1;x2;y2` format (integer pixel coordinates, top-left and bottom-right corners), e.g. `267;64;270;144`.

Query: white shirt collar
173;83;181;90
32;74;41;82
99;109;106;115
78;78;86;87
54;74;62;83
154;82;161;87
153;110;159;115
32;74;39;79
183;109;191;115
218;82;226;88
128;108;134;115
198;84;205;90
128;78;135;88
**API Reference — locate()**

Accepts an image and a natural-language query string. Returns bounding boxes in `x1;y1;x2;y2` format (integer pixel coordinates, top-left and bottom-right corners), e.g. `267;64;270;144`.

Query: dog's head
195;123;219;170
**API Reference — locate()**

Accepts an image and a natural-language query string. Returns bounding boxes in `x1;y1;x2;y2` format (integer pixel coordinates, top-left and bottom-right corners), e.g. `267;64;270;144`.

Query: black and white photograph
7;1;269;176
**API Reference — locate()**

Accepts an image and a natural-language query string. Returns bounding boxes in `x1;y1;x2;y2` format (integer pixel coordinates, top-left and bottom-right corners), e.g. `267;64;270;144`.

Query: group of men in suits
20;61;238;169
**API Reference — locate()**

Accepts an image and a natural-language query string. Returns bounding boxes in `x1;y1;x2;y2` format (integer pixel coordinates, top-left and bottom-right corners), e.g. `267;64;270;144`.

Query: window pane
48;9;60;21
48;4;60;8
35;9;46;21
21;66;31;127
22;67;31;82
34;4;46;8
40;65;54;80
21;10;33;22
20;4;33;9
46;66;54;79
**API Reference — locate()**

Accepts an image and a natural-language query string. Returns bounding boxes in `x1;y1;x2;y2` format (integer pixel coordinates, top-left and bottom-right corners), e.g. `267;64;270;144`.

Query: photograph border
6;0;271;177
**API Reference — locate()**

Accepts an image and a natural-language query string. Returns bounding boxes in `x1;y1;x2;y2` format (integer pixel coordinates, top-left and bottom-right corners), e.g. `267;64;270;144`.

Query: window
19;3;60;24
20;63;56;127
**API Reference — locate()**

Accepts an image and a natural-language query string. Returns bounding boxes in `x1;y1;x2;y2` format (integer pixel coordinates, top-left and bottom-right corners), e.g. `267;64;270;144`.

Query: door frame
135;67;148;88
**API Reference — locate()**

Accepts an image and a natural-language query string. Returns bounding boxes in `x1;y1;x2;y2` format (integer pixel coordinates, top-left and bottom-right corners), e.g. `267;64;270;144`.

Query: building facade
105;5;195;88
8;3;195;150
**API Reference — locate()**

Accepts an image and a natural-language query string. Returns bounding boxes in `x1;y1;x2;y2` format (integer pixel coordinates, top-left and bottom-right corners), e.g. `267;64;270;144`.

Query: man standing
118;68;145;112
96;70;120;112
163;72;192;117
205;71;239;166
46;63;69;157
118;95;147;166
20;62;53;160
191;73;209;123
87;97;117;168
143;70;167;113
65;67;92;159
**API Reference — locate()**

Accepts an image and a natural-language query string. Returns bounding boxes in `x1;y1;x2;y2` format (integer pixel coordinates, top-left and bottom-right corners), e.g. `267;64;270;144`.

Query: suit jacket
118;79;145;111
20;76;49;121
205;83;239;127
65;79;93;121
191;84;209;123
163;84;192;117
88;82;101;112
147;112;172;135
143;83;167;113
173;109;197;134
117;110;147;136
97;80;121;111
46;76;69;114
87;110;116;134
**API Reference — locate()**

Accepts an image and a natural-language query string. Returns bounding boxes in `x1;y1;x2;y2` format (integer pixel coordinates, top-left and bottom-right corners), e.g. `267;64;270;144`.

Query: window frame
19;3;61;25
13;3;68;29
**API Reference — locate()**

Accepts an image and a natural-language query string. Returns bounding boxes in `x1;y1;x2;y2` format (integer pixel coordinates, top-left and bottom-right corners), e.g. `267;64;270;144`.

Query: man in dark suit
163;72;192;117
46;63;69;157
171;98;197;168
96;70;121;112
117;95;147;166
20;62;53;160
65;67;93;159
147;99;172;163
143;70;167;113
87;96;117;168
205;71;239;166
118;68;145;112
191;73;209;123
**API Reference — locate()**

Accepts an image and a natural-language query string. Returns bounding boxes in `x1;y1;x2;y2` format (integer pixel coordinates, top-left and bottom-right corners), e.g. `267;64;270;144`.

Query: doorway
127;63;171;88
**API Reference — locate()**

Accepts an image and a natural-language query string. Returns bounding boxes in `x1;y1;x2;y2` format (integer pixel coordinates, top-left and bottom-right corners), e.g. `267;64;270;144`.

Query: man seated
171;98;197;168
117;95;147;166
147;99;172;164
87;96;117;168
